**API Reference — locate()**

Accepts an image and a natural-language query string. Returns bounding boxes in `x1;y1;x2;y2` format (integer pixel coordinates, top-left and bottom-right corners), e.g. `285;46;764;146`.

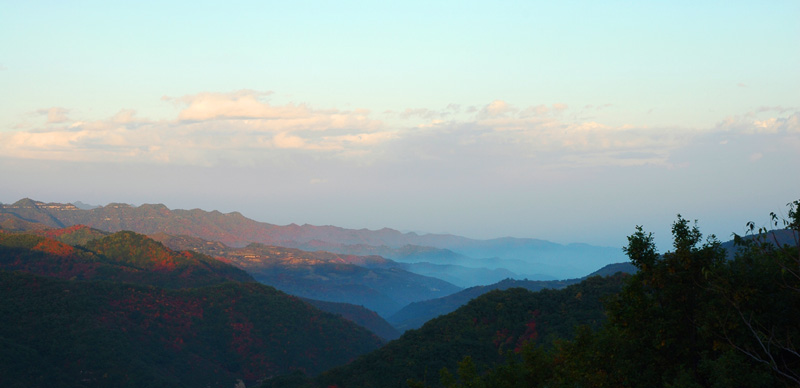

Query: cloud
757;106;793;114
167;90;383;136
391;105;464;121
35;107;71;124
4;93;798;174
521;105;551;117
716;111;800;134
273;132;307;149
445;104;461;113
467;115;681;167
3;91;395;165
112;109;138;124
399;108;440;120
170;90;306;121
519;103;569;118
480;100;516;118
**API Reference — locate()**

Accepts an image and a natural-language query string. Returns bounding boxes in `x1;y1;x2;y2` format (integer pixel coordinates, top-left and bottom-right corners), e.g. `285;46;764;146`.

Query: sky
1;1;798;249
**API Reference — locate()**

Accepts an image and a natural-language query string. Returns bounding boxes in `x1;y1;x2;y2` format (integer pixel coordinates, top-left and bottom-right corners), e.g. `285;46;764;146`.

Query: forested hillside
389;262;635;332
0;230;385;387
0;230;254;288
0;272;383;387
302;298;401;341
263;200;800;388
411;204;800;387
263;274;627;388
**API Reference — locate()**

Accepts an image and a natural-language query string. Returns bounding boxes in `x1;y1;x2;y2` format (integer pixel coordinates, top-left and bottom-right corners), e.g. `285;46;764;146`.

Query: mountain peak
139;203;168;209
11;198;40;207
72;201;100;210
104;202;133;208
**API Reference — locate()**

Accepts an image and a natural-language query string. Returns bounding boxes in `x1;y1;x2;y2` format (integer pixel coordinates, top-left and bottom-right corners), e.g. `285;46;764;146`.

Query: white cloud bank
2;92;798;171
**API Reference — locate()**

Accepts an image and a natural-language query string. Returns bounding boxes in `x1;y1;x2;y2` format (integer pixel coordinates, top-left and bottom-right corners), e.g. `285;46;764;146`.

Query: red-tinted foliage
515;310;540;352
40;224;92;239
32;238;76;257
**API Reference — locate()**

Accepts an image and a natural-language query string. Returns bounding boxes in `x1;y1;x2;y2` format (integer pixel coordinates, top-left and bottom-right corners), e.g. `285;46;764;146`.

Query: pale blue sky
2;1;798;248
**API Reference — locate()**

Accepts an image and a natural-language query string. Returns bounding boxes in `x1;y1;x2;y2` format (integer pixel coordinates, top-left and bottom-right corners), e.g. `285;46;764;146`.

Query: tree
712;200;800;385
600;216;727;386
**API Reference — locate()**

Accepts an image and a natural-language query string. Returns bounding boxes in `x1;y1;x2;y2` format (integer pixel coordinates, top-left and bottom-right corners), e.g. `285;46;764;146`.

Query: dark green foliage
0;271;383;387
388;278;580;332
390;263;636;333
584;208;799;387
708;200;800;385
285;274;626;388
0;229;385;387
386;202;800;388
600;216;727;385
302;298;401;341
451;204;799;388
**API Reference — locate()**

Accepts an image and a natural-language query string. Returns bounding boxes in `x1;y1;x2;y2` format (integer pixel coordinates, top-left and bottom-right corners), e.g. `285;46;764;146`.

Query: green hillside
0;272;383;387
0;230;385;387
389;262;636;332
270;273;626;388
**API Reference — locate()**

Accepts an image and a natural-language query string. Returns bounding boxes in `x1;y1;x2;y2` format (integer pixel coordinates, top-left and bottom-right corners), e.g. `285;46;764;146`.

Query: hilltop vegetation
0;230;385;387
0;229;254;288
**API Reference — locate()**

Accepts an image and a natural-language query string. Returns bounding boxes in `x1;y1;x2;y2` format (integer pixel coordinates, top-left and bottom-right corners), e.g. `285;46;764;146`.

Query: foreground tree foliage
413;201;799;388
715;201;800;385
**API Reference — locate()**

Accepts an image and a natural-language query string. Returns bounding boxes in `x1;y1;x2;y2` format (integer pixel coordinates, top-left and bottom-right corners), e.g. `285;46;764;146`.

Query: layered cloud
2;92;797;172
171;90;294;121
716;109;800;134
35;107;71;124
168;90;382;134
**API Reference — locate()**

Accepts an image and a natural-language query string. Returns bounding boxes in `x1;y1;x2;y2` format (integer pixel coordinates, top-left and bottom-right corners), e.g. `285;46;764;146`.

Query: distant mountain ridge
0;198;626;279
148;233;462;317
